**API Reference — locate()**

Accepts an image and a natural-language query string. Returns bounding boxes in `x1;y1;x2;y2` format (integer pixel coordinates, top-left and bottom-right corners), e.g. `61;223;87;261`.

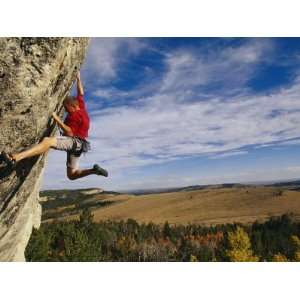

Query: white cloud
222;39;272;64
160;39;273;94
92;88;113;99
81;38;145;85
92;87;130;100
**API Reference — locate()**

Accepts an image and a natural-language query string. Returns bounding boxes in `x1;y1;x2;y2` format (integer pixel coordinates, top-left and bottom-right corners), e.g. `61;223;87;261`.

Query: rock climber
0;71;108;180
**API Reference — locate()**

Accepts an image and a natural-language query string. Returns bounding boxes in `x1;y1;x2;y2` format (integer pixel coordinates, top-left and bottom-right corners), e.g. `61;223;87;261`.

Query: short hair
64;96;79;107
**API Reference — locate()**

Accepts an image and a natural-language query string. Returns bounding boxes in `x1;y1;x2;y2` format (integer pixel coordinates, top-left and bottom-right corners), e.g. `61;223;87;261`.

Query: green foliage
25;213;300;262
250;214;297;260
25;227;52;261
26;210;101;261
79;208;94;229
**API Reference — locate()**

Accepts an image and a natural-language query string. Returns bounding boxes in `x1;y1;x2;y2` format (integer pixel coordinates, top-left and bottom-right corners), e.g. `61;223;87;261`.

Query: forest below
26;211;300;262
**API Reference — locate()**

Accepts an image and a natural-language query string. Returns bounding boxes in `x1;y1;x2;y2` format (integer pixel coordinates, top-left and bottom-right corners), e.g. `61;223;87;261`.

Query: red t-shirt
64;95;90;139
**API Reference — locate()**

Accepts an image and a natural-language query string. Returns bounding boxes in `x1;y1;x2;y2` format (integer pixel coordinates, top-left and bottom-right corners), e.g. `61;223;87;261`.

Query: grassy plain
41;185;300;225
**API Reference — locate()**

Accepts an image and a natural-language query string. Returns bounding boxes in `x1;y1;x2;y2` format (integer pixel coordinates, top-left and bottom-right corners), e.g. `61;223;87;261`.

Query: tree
291;235;300;262
163;221;171;238
25;228;51;261
271;253;289;262
79;208;93;229
226;226;259;262
190;254;198;262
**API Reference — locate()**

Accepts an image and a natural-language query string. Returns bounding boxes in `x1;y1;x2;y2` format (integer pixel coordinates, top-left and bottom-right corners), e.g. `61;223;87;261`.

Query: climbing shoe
0;151;16;170
93;164;108;177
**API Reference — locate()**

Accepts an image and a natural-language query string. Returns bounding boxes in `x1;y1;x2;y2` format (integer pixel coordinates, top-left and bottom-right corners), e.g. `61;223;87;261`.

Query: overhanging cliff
0;37;90;261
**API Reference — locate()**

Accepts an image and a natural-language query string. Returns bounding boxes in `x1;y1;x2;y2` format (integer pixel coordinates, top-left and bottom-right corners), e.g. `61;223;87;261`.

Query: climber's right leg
12;137;57;162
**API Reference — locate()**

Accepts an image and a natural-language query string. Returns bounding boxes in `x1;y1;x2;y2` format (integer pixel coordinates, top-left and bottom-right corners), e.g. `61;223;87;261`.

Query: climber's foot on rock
0;151;16;170
93;164;108;177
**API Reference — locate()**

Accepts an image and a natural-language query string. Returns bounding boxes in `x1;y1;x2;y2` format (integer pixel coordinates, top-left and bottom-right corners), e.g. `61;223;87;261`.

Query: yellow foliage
190;254;198;262
291;235;300;247
294;251;300;262
226;226;259;262
291;235;300;262
272;253;289;262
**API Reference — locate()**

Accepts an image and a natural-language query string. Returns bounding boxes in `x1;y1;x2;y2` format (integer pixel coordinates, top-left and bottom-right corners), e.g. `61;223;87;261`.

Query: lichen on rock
0;37;89;261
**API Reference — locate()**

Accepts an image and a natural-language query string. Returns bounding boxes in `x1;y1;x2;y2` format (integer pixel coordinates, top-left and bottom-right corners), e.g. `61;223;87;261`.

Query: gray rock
0;38;90;261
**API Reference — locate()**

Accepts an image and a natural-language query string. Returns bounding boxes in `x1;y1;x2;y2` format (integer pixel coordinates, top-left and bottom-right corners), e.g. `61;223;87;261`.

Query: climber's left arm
76;71;84;96
75;71;86;110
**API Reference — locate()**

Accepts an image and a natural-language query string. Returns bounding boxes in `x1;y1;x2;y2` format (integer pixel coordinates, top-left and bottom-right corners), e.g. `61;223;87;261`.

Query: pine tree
163;221;171;238
79;208;93;229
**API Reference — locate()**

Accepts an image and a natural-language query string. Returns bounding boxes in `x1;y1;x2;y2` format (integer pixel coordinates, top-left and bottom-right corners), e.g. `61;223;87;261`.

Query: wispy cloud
92;87;131;100
82;38;146;86
209;150;248;159
160;38;273;95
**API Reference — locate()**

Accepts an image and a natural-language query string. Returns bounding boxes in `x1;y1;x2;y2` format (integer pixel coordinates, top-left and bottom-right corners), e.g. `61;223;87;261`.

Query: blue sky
43;38;300;191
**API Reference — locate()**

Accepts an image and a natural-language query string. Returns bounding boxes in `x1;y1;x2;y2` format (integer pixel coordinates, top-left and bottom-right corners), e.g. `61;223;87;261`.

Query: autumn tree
291;235;300;262
226;226;259;262
271;253;289;262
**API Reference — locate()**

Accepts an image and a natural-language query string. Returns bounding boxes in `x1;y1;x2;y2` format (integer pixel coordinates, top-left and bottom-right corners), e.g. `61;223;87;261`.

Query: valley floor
41;186;300;226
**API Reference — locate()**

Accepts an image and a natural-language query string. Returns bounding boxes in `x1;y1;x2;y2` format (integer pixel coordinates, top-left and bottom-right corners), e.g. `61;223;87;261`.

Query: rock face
0;38;90;261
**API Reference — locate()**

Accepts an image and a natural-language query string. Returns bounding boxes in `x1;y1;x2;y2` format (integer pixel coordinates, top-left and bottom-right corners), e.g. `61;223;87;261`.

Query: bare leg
67;167;96;180
12;137;57;162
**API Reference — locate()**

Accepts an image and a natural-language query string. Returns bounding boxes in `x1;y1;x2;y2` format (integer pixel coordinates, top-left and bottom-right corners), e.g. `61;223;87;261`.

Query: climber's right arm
52;112;73;136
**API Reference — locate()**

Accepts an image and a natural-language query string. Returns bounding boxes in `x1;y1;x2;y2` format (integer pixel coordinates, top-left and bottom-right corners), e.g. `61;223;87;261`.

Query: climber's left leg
66;153;94;180
12;137;57;162
66;153;108;180
67;167;96;180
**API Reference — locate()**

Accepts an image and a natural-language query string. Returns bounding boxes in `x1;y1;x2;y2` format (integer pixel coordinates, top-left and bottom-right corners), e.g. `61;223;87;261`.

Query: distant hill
265;180;300;189
125;183;250;195
40;183;300;226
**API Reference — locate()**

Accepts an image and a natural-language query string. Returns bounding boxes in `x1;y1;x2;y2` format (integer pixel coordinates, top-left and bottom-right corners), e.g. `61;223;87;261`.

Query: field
41;183;300;226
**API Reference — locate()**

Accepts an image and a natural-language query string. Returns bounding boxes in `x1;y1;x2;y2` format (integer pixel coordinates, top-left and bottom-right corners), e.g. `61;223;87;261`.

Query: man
0;71;108;180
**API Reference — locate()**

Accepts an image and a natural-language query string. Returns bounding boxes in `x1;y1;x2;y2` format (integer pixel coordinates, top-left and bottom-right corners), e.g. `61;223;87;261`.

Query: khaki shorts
52;136;83;169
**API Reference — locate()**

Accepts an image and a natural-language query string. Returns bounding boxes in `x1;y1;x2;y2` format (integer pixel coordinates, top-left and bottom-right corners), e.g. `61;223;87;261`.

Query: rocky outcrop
81;188;104;195
0;38;89;261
